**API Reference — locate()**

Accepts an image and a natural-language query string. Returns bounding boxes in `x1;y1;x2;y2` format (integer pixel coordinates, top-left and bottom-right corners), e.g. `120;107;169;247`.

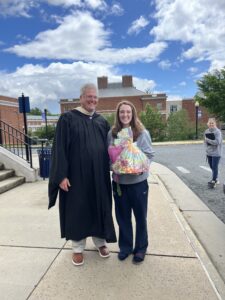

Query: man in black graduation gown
48;83;116;266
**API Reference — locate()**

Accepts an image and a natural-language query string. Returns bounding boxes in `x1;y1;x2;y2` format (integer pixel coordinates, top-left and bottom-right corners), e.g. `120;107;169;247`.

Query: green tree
29;107;42;115
140;104;166;141
102;113;115;127
29;107;53;116
166;109;194;140
195;67;225;121
33;125;56;141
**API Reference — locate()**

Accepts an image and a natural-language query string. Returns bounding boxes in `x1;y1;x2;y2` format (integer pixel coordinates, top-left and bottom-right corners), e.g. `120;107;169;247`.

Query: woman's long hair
112;100;144;141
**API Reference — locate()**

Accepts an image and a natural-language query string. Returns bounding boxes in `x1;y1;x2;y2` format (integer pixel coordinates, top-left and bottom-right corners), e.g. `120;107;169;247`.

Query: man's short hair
80;83;98;96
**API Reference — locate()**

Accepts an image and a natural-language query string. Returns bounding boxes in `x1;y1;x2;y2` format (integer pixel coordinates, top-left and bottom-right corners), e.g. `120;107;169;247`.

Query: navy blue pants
112;180;149;255
207;156;220;181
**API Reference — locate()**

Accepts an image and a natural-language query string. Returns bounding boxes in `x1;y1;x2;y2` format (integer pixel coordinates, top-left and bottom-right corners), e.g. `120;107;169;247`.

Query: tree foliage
31;125;56;141
102;113;115;127
29;107;52;115
166;109;195;140
140;104;166;141
29;107;42;115
195;67;225;121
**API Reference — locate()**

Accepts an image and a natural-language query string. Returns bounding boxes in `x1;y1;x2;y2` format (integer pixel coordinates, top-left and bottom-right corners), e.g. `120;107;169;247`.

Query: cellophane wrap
108;127;150;174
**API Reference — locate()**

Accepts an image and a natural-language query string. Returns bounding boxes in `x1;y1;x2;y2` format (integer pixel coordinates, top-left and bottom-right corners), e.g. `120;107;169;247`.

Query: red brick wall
61;96;148;114
97;75;133;89
0;96;23;130
0;96;24;144
60;95;168;119
98;77;108;89
182;99;209;124
98;96;143;113
143;99;166;110
122;75;133;87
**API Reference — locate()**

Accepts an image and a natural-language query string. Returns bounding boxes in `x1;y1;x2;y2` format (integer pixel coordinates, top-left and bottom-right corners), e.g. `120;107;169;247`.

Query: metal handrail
0;120;34;168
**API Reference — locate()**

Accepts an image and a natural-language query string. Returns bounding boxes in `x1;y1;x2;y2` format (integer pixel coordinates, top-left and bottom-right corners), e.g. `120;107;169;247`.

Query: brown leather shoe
72;253;84;266
98;245;110;258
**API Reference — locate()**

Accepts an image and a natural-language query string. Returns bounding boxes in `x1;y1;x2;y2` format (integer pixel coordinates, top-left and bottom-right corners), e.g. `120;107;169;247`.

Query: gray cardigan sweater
204;127;223;157
107;129;155;185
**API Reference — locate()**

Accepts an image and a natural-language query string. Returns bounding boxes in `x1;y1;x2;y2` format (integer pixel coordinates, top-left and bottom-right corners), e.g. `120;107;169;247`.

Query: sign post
18;93;30;161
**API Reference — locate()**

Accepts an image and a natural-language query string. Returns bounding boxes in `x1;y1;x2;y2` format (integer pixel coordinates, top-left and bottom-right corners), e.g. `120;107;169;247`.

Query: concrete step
0;176;25;194
0;169;15;181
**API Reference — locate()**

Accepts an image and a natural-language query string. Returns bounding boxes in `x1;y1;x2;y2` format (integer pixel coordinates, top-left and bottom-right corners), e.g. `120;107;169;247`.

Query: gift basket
108;127;149;175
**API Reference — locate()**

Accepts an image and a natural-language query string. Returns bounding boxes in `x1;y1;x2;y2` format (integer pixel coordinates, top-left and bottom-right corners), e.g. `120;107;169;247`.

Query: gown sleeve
48;113;71;209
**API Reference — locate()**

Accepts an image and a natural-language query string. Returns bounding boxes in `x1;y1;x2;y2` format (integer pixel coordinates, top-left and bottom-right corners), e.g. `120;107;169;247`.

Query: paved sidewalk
0;162;224;300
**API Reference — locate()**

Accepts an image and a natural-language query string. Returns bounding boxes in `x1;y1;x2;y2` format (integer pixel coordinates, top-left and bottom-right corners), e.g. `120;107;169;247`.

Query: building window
170;105;177;113
156;103;162;110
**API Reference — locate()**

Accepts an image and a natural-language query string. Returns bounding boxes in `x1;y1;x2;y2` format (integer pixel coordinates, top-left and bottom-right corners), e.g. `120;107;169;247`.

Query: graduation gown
48;110;116;243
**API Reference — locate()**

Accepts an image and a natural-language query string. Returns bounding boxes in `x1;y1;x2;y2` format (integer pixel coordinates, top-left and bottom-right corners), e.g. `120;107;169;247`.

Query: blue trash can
37;148;52;179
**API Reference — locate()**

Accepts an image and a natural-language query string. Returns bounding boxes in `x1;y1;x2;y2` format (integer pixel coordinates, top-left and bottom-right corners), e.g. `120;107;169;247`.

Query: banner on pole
18;96;30;113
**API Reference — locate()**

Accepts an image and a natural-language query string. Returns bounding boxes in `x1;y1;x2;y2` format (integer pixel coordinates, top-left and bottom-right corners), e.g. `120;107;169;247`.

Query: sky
0;0;225;114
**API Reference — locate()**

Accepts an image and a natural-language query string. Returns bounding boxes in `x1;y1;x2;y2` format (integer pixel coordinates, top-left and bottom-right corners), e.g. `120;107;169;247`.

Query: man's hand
59;178;71;192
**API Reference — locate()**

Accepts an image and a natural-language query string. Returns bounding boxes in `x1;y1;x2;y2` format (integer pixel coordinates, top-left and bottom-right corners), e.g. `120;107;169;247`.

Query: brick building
60;75;167;119
182;98;209;124
0;95;24;144
167;98;209;124
0;76;212;145
27;115;58;132
0;95;23;130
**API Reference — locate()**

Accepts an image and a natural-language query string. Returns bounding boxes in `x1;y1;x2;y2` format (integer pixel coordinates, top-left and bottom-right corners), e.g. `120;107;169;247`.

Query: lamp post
195;101;199;139
44;108;48;138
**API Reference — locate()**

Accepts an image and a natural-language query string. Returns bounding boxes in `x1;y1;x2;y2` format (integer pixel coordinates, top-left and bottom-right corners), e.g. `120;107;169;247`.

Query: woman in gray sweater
204;118;222;188
108;100;154;264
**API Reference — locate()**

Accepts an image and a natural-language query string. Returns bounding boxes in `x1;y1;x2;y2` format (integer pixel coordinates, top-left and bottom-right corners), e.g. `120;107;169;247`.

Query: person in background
108;100;154;264
48;83;116;266
204;117;223;188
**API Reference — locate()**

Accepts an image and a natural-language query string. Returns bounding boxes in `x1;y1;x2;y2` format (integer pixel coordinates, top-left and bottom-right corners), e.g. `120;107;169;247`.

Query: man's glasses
84;95;98;100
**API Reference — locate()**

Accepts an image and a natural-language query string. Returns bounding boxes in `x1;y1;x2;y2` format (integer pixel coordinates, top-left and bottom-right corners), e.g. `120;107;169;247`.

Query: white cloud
128;16;149;35
46;0;107;10
151;0;225;71
208;59;225;73
158;59;171;70
6;12;167;64
0;0;36;17
110;3;124;16
0;61;115;112
167;95;182;101
84;0;107;10
0;0;108;17
188;67;198;74
179;81;186;86
45;0;81;7
133;77;156;93
6;12;110;57
0;62;156;113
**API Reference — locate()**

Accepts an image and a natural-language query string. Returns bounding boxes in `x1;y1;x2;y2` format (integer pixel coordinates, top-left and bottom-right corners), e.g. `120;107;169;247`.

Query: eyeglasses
84;95;98;100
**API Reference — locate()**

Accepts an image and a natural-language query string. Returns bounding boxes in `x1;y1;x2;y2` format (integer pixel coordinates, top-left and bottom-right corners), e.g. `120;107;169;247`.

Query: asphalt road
153;143;225;224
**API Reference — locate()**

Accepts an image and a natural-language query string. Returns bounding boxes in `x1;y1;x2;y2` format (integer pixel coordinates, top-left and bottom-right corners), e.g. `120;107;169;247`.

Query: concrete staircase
0;162;25;194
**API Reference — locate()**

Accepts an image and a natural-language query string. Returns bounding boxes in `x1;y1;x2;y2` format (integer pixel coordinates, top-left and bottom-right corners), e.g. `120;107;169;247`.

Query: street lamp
195;101;199;139
44;108;48;138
